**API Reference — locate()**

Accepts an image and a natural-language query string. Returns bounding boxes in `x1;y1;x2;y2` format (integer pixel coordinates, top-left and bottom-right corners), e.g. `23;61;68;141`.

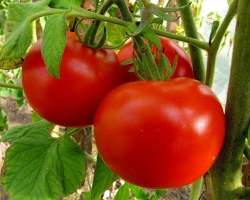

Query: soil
0;97;207;200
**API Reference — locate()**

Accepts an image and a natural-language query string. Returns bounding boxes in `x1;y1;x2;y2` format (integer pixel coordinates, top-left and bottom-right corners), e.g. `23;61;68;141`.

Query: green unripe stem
205;0;238;88
83;0;133;47
176;0;205;83
29;7;131;28
153;29;210;51
209;0;250;199
83;0;113;46
140;0;151;8
189;177;203;200
28;4;210;53
0;82;23;90
113;0;133;22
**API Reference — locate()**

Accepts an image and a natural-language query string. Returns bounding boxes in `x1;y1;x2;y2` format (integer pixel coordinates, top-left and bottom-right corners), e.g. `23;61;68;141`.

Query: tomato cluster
22;32;225;189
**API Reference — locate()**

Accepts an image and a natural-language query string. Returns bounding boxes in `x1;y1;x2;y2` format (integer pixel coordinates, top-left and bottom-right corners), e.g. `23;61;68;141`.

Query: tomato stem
153;29;210;51
114;0;133;22
65;128;96;163
84;151;97;163
0;82;23;90
176;0;206;83
65;128;84;136
28;2;210;54
209;0;250;199
189;177;203;200
83;0;113;47
29;7;130;28
82;0;133;48
140;0;151;8
205;0;238;88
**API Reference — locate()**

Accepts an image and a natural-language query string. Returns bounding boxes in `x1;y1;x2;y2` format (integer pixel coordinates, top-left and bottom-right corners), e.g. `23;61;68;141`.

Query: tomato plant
94;78;225;189
22;31;122;127
117;36;194;82
1;0;250;199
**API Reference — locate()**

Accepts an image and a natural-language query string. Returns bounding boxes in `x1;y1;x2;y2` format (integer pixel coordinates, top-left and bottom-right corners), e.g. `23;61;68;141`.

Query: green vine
205;0;238;88
210;0;250;199
176;0;205;83
0;82;22;90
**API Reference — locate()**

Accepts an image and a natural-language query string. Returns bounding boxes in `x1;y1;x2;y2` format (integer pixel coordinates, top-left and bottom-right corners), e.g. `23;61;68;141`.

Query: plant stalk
0;82;23;90
154;29;210;51
189;177;203;200
205;0;238;88
209;0;250;199
29;8;130;27
176;0;205;83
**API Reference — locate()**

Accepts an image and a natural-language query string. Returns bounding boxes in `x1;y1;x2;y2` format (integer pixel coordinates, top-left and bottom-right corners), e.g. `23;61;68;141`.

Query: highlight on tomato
117;36;194;82
22;31;122;128
94;78;225;189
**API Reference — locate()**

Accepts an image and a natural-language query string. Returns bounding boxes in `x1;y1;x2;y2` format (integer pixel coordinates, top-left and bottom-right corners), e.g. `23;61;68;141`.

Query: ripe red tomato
22;31;122;127
117;36;194;82
94;78;225;188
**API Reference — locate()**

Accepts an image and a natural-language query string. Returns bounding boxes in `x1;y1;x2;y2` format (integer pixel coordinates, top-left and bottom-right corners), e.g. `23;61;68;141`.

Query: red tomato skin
94;78;225;189
22;32;122;127
117;37;194;82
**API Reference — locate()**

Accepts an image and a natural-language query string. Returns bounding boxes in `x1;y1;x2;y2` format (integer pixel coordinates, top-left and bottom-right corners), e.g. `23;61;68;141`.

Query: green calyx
127;36;177;81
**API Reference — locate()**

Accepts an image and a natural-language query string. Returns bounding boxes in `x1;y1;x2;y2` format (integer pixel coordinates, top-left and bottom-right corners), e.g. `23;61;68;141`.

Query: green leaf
82;192;91;200
11;88;24;100
114;183;130;200
31;112;45;123
152;17;164;25
0;57;23;70
0;0;52;61
120;59;133;66
91;154;118;199
1;120;54;143
2;130;85;199
128;7;153;37
149;4;178;22
160;2;191;12
0;20;32;61
209;20;220;44
106;23;127;47
162;52;178;80
0;106;8;132
0;87;11;98
155;189;165;197
141;27;161;49
149;194;158;200
107;4;119;17
49;0;81;9
133;55;148;80
128;184;150;200
157;52;166;80
42;14;67;78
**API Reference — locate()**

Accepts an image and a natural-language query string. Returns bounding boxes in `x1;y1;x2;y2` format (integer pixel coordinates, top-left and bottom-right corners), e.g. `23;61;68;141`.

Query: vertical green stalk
28;0;37;43
205;0;238;88
83;0;132;47
189;178;203;200
209;0;250;199
176;0;205;83
84;0;113;46
113;0;132;22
